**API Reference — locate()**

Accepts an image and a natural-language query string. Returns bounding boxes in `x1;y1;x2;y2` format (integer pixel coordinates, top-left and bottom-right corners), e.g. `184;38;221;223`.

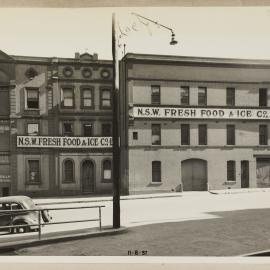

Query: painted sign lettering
132;107;270;120
17;136;113;148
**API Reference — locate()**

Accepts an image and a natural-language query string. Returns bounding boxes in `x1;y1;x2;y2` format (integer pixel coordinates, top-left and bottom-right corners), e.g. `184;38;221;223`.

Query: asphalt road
13;208;270;256
2;190;270;255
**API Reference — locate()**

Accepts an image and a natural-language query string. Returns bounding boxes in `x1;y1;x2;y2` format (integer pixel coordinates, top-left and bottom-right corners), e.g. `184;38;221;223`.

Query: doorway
81;160;95;193
256;158;270;188
181;159;207;191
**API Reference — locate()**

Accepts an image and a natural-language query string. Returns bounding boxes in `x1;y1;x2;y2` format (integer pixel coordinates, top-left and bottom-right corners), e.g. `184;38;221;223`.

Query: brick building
0;50;113;197
119;53;270;194
0;51;14;196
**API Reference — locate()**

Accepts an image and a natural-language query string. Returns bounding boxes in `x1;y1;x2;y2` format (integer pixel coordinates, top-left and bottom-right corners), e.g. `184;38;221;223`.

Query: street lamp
111;12;178;229
131;12;178;46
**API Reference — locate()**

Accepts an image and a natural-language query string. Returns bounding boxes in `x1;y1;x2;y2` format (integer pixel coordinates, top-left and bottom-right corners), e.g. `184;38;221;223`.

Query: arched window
63;159;74;183
102;159;112;182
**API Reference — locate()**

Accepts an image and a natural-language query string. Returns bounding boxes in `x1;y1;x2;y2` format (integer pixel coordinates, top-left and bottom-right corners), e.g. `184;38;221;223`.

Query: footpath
35;187;270;205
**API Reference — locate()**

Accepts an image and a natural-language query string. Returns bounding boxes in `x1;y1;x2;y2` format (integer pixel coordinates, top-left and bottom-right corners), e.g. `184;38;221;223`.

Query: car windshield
23;197;36;209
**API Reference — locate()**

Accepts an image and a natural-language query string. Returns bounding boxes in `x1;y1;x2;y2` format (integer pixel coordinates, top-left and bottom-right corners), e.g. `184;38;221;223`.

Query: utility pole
112;13;120;228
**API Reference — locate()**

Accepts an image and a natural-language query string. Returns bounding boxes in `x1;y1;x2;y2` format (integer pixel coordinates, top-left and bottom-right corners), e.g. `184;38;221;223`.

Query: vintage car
0;196;51;233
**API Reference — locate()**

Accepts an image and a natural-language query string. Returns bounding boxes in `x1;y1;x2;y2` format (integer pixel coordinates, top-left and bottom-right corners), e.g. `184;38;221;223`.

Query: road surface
1;190;270;244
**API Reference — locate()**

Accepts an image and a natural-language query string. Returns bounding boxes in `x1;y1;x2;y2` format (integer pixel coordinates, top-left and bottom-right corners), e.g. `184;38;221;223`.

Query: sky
1;7;270;60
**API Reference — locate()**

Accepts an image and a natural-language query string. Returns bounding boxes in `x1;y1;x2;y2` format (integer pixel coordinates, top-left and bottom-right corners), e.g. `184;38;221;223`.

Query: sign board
17;136;112;148
132;106;270;120
0;175;10;183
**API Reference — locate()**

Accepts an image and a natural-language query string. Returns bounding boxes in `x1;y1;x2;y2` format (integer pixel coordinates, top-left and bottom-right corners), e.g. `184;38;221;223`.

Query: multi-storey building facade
0;51;14;197
120;53;270;194
0;50;114;197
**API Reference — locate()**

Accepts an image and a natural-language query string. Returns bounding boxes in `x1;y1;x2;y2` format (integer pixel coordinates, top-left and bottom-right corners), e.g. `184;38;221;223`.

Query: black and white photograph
1;1;270;267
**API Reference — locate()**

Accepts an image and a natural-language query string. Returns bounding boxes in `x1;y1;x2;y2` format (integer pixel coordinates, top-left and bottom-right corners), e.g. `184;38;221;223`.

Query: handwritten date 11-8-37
127;250;148;256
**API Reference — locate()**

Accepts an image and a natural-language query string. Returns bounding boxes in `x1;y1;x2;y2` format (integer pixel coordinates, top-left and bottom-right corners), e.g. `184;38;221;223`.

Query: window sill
62;181;75;184
61;107;75;109
100;107;112;110
25;182;41;186
224;181;236;185
101;179;112;183
80;106;95;110
149;182;162;185
23;109;40;116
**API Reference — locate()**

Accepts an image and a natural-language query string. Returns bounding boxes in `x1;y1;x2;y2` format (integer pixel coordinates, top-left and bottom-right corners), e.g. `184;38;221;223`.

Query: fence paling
0;205;104;240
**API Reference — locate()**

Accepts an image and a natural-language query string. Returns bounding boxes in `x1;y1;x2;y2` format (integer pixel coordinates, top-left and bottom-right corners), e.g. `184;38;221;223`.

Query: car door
0;203;12;227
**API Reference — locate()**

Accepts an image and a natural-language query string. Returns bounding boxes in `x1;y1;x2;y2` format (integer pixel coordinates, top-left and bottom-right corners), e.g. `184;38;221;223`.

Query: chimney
75;52;80;59
93;53;98;61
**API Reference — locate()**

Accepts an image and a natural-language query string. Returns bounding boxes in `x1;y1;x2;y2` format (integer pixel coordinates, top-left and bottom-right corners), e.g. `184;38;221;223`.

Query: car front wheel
11;222;30;234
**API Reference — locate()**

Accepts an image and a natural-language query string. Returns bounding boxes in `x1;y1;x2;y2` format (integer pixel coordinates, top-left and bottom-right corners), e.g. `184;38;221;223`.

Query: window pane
227;125;235;145
83;99;92;107
83;89;92;98
227;161;236;181
27;90;38;99
63;89;74;107
101;89;111;108
181;124;190;145
198;87;207;105
259;88;267;107
180;86;189;105
27;89;39;109
102;90;111;99
102;100;111;107
27;90;38;98
152;161;161;182
27;124;39;136
102;124;111;136
82;89;93;107
83;124;92;136
63;123;73;136
226;88;235;106
259;125;268;145
152;124;161;145
198;124;207;145
63;89;73;98
151;85;160;105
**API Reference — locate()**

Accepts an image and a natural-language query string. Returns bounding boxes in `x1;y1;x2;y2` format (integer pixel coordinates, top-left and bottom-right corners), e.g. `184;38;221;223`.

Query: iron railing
0;204;105;240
